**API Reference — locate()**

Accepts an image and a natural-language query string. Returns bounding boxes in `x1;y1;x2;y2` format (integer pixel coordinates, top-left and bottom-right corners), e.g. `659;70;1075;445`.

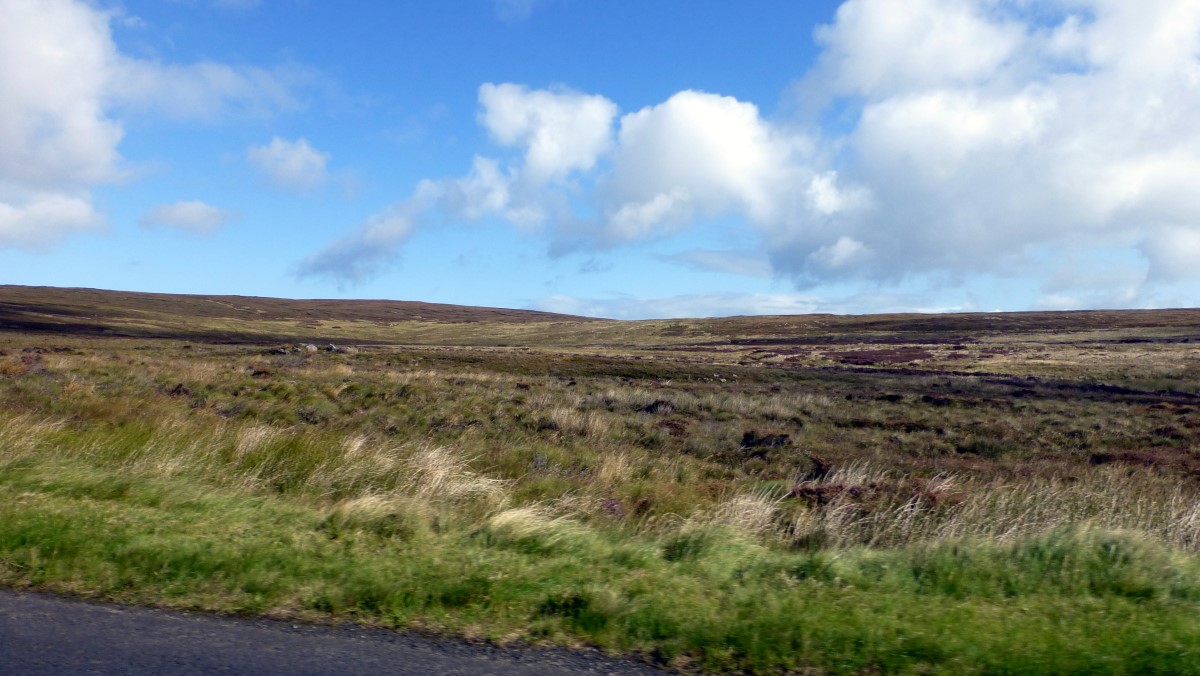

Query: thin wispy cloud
140;200;235;235
492;0;547;23
660;250;774;278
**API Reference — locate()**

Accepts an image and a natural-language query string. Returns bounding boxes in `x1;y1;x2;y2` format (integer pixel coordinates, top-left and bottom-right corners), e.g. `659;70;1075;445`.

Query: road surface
0;588;661;675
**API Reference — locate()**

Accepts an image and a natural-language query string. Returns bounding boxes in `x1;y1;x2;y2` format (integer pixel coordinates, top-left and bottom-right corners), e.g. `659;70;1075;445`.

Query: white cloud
139;200;235;234
855;91;1049;185
605;190;691;241
0;0;308;251
478;83;616;183
766;0;1200;289
441;156;518;222
807;172;867;216
603;91;804;235
1073;0;1200;77
246;137;330;192
0;0;125;189
0;192;104;250
303;83;852;282
809;0;1025;97
539;89;849;253
809;236;870;270
0;0;121;249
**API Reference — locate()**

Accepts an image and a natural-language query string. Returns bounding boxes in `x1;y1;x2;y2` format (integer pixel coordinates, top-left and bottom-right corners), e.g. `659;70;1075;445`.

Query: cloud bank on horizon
301;0;1200;302
2;0;1199;318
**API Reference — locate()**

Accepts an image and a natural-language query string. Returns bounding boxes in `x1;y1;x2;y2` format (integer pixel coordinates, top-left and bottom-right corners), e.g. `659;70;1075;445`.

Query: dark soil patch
787;479;964;508
834;418;934;433
741;430;792;448
638;399;675;415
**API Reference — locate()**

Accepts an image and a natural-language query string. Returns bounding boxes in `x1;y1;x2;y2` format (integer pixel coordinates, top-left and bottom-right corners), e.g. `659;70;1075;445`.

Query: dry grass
782;464;1200;550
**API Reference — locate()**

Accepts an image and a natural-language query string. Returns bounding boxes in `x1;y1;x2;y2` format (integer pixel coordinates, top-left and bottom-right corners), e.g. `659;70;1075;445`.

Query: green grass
3;454;1199;674
1;410;1199;672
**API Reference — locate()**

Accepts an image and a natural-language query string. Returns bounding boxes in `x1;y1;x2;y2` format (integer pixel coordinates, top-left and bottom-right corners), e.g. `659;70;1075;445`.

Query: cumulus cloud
306;0;1200;307
0;0;307;251
809;0;1025;98
139;200;235;234
0;0;125;189
599;91;810;241
754;0;1200;291
478;83;617;184
247;137;330;192
0;0;123;249
303;84;841;281
0;192;104;250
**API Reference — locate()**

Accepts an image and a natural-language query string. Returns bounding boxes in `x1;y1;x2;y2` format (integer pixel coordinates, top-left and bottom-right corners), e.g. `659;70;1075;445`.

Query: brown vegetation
2;284;1200;550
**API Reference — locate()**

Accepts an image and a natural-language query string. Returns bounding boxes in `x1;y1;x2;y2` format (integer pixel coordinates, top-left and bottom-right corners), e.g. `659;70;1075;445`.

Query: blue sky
2;0;1199;318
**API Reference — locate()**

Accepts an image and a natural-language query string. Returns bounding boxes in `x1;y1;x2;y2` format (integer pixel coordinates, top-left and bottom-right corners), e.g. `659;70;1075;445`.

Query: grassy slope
2;285;1200;672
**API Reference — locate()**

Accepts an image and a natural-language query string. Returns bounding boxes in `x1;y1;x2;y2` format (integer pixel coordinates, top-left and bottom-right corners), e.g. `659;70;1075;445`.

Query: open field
4;286;1200;672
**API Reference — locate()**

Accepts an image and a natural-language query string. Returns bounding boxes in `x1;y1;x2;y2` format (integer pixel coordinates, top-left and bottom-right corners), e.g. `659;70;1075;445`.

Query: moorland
3;285;1200;673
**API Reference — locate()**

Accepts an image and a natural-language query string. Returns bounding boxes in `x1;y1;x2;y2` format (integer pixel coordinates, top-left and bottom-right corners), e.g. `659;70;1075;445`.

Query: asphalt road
0;589;662;675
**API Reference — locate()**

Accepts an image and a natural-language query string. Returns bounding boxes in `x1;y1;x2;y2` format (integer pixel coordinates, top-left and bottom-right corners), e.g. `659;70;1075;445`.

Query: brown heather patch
0;356;26;376
823;347;935;365
1089;447;1200;473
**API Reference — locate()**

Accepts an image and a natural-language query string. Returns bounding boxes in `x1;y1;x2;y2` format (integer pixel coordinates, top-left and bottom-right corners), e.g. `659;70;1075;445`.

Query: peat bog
3;286;1200;673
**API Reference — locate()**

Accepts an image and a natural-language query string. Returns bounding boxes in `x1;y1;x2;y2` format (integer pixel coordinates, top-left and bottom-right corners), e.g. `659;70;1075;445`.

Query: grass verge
2;447;1199;673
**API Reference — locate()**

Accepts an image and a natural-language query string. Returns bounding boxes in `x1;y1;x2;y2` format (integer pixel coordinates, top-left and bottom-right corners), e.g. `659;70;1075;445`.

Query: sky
2;0;1200;319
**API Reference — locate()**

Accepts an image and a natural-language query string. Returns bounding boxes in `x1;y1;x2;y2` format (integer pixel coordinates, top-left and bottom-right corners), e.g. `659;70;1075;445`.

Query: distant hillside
0;285;596;344
3;284;1200;349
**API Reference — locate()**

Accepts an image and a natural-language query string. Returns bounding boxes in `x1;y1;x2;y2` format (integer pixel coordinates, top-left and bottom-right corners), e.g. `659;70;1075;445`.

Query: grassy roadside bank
4;456;1199;673
2;413;1199;673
